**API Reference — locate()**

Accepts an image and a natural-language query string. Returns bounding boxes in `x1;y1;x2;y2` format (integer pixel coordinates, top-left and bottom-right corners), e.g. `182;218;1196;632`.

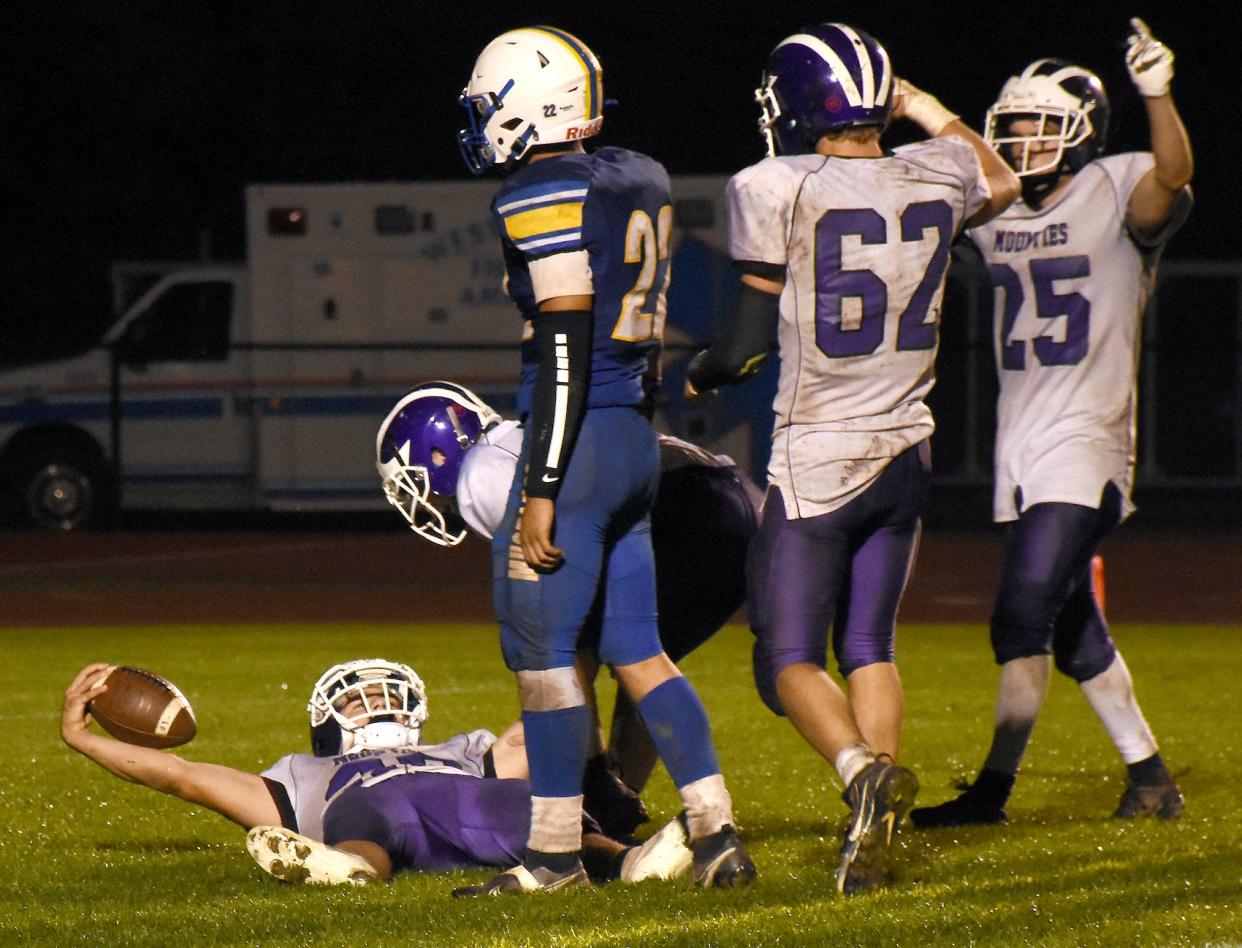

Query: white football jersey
261;730;496;842
456;421;740;540
727;137;991;517
456;420;524;540
968;153;1191;522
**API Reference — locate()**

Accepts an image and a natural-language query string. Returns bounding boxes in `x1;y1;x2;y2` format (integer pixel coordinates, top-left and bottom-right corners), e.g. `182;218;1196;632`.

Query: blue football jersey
491;146;672;412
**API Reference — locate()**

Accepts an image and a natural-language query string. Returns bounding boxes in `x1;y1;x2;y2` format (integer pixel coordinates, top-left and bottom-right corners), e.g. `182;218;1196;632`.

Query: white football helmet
458;26;605;174
308;659;429;757
985;59;1109;179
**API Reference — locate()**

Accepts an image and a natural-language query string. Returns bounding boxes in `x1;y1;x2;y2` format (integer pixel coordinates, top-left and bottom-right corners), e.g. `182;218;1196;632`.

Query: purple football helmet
756;23;894;157
376;382;502;546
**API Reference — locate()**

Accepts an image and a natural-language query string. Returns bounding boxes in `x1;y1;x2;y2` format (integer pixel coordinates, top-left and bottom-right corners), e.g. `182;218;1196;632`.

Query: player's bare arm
518;291;594;571
1123;18;1194;237
895;78;1020;226
61;663;280;828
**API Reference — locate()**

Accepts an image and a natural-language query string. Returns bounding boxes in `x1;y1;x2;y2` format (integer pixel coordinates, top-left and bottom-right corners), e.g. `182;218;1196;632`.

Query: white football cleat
620;816;694;882
246;826;380;886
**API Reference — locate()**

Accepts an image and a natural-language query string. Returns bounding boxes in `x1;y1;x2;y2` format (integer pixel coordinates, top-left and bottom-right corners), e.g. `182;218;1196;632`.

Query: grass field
2;622;1239;946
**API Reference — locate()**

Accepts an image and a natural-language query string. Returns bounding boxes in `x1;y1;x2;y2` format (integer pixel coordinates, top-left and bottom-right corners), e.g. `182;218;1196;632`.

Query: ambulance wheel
12;446;117;531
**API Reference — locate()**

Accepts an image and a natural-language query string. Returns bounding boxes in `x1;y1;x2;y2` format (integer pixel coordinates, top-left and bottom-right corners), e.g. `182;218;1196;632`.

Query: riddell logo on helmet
567;118;603;140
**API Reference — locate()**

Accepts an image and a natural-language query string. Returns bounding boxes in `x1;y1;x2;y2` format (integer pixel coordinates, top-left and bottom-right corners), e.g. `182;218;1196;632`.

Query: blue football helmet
985;59;1109;205
376;382;502;546
309;658;429;758
756;23;894;157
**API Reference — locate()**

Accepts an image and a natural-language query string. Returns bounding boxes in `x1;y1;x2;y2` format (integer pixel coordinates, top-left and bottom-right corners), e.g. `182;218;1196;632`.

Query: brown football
88;666;197;748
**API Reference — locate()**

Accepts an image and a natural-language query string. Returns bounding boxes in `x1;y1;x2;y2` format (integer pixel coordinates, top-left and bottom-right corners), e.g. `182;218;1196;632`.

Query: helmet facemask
986;106;1096;178
309;660;429;757
378;444;469;547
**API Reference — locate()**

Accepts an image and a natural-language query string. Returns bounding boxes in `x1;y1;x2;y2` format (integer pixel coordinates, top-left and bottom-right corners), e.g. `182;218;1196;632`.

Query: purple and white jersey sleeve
456;420;523;540
1099;152;1193;250
893;136;992;222
968;152;1190;523
259;729;497;842
725;157;806;269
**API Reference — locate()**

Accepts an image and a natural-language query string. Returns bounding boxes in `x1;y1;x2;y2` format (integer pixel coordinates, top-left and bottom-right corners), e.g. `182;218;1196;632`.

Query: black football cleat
910;785;1008;829
451;860;591;897
1113;776;1183;820
690;822;757;889
581;753;650;840
835;757;919;895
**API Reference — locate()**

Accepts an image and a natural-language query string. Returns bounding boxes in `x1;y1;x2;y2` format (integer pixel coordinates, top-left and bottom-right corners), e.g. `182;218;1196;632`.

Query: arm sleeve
686;282;780;393
523;309;593;500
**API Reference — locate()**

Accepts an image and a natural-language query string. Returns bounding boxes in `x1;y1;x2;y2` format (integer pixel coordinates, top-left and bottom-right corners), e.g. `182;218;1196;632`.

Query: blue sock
637;676;720;787
521;705;591;798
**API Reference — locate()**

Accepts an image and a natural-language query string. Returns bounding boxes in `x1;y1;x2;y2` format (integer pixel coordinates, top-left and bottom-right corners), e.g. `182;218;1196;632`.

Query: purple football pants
748;443;929;715
322;772;530;873
990;483;1120;681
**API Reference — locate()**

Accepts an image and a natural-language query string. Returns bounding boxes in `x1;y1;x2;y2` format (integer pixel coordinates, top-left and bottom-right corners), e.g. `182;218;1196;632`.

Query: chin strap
1020;172;1063;209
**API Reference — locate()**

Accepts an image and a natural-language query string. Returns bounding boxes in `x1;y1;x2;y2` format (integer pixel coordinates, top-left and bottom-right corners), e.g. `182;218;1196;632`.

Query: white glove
1126;17;1174;97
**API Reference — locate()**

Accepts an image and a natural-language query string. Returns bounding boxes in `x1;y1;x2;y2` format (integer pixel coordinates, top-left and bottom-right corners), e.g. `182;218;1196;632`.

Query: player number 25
989;255;1091;370
613;205;673;343
814;199;953;358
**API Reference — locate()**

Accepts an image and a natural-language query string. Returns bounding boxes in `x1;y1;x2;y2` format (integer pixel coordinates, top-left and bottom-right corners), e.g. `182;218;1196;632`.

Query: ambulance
0;178;748;529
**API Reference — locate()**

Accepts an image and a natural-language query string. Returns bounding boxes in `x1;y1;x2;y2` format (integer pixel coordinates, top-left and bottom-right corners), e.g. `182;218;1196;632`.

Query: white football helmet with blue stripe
459;26;605;174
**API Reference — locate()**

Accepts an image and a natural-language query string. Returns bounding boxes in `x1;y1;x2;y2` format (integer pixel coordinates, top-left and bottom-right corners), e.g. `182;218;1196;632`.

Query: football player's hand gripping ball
1126;17;1174;98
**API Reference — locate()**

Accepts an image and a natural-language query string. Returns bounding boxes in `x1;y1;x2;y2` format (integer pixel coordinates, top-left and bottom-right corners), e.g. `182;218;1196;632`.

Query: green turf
2;623;1238;946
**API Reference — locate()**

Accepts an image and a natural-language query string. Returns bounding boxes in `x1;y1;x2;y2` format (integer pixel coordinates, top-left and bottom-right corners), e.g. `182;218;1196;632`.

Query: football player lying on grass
61;658;692;887
376;382;763;839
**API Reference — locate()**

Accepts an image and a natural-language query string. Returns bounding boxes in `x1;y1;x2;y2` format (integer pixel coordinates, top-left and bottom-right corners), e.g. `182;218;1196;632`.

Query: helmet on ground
458;26;605;173
308;658;429;757
755;23;894;157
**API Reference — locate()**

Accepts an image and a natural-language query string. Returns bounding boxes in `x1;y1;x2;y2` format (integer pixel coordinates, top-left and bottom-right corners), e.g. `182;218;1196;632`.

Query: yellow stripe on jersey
502;201;584;241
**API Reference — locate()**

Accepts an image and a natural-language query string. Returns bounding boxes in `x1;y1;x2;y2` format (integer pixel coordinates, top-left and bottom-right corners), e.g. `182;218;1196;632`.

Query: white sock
679;773;734;840
528;794;584;854
834;744;874;788
1079;654;1158;763
982;655;1051;775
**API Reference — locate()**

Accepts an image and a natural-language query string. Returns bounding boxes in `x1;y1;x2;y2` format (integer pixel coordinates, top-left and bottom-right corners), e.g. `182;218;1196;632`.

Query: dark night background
4;1;1235;367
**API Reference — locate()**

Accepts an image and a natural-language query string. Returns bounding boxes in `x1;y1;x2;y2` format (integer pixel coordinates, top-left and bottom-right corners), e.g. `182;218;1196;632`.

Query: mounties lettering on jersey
993;223;1070;252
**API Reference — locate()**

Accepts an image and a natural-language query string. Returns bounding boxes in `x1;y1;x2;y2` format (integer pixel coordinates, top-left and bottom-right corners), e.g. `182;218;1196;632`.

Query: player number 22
613;205;672;342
